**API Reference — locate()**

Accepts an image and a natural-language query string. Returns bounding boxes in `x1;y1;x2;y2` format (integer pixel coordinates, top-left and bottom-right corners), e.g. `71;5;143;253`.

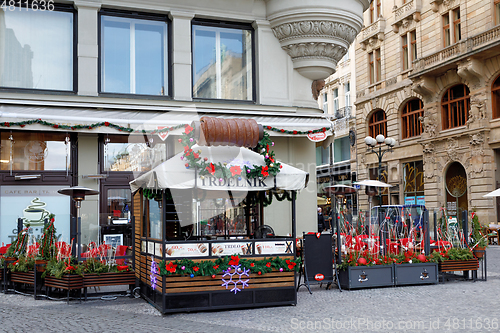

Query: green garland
246;190;292;208
0;118;330;136
143;188;163;201
159;255;301;277
179;124;282;180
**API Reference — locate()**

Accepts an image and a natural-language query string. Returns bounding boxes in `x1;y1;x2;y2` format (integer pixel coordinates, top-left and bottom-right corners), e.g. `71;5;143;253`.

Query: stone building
354;0;500;223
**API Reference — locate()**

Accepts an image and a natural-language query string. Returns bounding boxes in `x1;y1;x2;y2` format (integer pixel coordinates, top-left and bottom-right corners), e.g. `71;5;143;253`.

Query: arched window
441;84;470;130
368;110;387;138
401;98;423;139
492;75;500;119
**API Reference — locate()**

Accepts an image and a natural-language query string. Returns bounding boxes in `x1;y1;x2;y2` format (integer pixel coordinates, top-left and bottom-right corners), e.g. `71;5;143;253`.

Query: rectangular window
375;49;381;82
334;137;350;163
453;8;461;42
316;145;330;166
193;22;253;101
323;93;328;112
345;82;350;107
1;131;70;171
496;0;500;25
0;6;74;91
410;30;417;62
100;14;168;95
333;88;339;113
443;14;451;47
369;52;375;84
402;35;409;70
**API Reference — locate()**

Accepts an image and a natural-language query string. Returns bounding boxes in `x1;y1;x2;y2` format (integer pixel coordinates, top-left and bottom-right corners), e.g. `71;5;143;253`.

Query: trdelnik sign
198;175;270;190
0;186;70;246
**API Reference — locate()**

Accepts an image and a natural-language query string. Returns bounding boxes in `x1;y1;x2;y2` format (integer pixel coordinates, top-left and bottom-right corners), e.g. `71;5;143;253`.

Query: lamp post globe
375;134;385;143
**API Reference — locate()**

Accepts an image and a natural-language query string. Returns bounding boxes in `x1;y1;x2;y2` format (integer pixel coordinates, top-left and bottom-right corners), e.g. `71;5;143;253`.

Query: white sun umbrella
483;188;500;197
354;179;393;187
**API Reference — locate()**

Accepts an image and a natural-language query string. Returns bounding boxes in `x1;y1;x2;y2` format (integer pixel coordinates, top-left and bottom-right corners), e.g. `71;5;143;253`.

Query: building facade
354;0;500;223
0;0;369;246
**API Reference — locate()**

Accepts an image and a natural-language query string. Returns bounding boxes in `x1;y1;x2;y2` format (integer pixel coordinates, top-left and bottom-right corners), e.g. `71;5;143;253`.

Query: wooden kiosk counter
129;118;309;313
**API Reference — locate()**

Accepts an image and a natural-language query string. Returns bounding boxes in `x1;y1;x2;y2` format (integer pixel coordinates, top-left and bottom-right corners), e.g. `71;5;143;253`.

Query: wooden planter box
338;265;394;290
10;271;35;285
439;259;479;272
45;275;83;290
83;271;135;288
394;263;438;286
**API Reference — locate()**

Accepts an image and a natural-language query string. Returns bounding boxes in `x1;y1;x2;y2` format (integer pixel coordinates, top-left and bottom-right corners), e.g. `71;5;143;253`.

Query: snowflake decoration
221;264;250;294
150;257;158;290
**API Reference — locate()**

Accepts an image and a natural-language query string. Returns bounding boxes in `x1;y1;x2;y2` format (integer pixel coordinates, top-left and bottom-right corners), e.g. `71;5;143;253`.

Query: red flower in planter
165;262;177;273
250;263;255;267
286;259;296;270
228;255;240;266
213;265;219;270
193;266;199;272
265;262;271;268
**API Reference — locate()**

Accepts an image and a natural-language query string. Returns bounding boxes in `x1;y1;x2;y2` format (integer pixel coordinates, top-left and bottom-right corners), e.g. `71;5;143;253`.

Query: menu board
141;241;147;253
211;242;253;256
165;243;210;257
255;241;294;255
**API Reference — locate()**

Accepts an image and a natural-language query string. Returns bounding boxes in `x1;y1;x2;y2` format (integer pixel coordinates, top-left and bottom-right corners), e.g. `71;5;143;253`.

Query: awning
129;144;309;192
0;104;332;136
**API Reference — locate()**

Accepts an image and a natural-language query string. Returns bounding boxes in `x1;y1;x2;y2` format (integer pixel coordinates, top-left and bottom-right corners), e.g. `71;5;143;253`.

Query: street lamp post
364;134;396;254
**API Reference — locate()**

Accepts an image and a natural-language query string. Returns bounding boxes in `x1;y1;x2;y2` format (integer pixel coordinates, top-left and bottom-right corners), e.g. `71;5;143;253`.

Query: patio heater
58;186;99;260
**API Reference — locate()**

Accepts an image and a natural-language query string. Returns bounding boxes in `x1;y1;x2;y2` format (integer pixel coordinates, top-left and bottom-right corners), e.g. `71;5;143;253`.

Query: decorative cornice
272;20;358;45
392;0;421;34
281;42;346;63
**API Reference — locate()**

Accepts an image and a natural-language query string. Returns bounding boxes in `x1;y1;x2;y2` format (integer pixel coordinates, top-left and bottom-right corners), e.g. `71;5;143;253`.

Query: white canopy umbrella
354;179;393;188
483;188;500;197
130;144;309;193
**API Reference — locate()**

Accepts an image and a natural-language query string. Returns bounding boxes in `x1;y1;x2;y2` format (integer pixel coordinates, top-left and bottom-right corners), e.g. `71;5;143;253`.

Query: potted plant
8;255;35;285
469;212;487;258
435;247;479;274
43;257;84;291
393;251;438;286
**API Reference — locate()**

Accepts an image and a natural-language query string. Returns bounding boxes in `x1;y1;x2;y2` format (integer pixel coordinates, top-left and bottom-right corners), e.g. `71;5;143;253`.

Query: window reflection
104;135;166;172
193;24;253;100
101;15;167;95
0;8;73;90
106;189;131;224
0;132;70;171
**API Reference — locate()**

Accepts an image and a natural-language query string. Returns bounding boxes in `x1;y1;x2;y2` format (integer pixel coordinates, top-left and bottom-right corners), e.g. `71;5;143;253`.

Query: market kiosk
129;118;308;313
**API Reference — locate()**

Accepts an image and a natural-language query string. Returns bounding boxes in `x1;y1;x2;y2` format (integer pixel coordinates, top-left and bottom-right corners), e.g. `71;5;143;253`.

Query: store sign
200;176;269;189
447;201;457;216
255;241;293;255
405;196;416;205
212;242;253;256
314;273;325;281
0;186;70;245
156;126;169;141
165;243;210;257
307;132;327;142
416;196;425;206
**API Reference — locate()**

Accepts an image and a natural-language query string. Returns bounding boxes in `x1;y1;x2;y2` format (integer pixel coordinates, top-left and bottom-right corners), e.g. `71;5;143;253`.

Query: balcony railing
335;106;351;119
392;0;421;33
412;25;500;75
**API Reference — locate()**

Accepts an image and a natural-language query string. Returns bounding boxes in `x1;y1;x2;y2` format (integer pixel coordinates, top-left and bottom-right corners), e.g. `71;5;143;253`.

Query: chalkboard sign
297;232;334;292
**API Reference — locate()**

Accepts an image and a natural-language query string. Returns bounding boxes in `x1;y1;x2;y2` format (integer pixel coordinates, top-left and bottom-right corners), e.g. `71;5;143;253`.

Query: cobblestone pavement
1;247;499;333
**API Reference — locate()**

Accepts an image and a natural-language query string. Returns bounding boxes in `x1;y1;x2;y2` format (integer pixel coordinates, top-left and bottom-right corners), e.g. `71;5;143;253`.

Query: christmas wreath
178;124;282;180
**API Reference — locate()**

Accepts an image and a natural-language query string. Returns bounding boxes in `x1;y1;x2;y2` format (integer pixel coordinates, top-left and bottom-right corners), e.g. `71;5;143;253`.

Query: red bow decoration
261;165;269;177
206;163;216;175
228;255;240;266
230;165;242;176
184;125;193;134
165;262;177;273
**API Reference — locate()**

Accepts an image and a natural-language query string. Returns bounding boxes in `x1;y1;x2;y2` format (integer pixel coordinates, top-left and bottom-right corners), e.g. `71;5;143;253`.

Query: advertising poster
404;196;416;205
211;242;253;256
255;241;294;255
416;196;425;206
165;243;210;257
0;186;70;246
